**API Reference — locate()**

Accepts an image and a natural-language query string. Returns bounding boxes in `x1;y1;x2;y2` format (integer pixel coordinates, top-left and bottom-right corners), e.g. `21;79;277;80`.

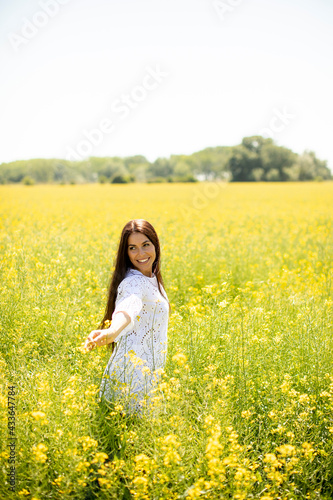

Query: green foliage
147;177;167;183
172;175;198;183
22;176;35;185
147;158;173;179
98;175;109;184
228;136;331;182
0;140;331;184
111;175;131;184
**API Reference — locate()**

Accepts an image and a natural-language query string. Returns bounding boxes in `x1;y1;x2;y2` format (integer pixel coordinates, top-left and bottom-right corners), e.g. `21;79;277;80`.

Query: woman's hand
84;329;111;351
84;313;131;352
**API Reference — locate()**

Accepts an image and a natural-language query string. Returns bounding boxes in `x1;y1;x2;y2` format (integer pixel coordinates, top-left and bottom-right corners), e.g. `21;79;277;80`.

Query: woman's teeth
138;258;149;263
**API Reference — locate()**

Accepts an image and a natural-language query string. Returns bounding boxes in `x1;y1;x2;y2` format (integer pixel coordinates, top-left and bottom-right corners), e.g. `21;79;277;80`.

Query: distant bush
111;175;130;184
173;175;198;183
265;169;280;182
98;175;109;184
22;176;35;185
147;177;167;183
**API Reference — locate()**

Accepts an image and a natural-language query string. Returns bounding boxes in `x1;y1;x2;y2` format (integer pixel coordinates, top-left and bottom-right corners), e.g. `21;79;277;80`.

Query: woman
84;219;169;416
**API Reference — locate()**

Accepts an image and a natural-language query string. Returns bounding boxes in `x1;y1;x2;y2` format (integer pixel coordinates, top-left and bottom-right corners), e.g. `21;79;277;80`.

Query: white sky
1;0;332;170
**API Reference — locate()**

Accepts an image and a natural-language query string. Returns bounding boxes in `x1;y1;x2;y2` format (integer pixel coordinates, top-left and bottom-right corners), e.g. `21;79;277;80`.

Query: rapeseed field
0;181;333;499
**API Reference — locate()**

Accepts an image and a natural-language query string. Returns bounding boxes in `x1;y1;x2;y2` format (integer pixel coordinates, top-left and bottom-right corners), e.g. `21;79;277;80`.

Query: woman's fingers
84;330;109;349
84;338;96;350
90;330;102;340
93;331;108;346
84;330;101;350
85;340;96;351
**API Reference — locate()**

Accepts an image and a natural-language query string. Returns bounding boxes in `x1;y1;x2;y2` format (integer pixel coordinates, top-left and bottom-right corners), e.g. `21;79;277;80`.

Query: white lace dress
99;268;169;415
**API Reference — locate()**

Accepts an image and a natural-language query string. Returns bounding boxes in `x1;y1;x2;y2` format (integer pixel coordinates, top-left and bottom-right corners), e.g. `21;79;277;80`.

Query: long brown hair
100;219;170;349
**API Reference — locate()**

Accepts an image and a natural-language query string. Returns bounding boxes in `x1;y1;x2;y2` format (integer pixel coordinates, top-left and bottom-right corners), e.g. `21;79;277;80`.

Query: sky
1;0;332;170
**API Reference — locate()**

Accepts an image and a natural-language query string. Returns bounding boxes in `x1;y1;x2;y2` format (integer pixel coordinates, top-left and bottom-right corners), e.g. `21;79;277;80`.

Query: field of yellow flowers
1;181;333;500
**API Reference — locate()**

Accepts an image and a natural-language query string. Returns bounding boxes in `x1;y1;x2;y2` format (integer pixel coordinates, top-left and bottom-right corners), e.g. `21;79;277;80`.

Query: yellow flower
185;479;205;499
241;410;252;419
78;436;98;451
18;489;30;496
76;461;90;472
31;411;48;424
52;477;64;486
77;344;90;353
301;442;315;458
299;394;310;404
153;368;165;377
92;452;109;464
126;350;145;367
161;434;181;449
276;444;296;457
172;352;188;366
32;443;48;463
134;454;151;472
204;415;215;427
264;453;281;468
132;476;148;486
164;449;181;466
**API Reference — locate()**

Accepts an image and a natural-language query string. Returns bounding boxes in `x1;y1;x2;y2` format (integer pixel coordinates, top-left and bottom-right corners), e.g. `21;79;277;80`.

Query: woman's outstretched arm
84;311;131;351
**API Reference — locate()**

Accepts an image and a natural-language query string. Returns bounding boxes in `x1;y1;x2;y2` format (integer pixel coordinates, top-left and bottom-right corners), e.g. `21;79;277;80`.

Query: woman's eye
129;243;149;250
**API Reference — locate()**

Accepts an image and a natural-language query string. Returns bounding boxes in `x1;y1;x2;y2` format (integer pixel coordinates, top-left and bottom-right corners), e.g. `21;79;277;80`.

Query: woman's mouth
137;257;149;264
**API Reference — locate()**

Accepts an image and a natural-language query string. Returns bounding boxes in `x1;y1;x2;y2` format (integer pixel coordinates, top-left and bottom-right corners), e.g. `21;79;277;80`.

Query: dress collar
126;268;156;280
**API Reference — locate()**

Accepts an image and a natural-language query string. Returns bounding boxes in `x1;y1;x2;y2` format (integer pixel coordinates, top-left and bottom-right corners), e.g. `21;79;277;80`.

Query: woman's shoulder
117;269;147;291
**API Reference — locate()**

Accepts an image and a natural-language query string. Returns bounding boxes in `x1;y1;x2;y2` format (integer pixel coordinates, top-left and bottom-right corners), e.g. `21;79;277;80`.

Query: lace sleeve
111;276;144;342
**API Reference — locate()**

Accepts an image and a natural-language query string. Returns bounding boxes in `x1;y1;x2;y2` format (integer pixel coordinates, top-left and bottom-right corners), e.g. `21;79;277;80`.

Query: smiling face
127;231;156;277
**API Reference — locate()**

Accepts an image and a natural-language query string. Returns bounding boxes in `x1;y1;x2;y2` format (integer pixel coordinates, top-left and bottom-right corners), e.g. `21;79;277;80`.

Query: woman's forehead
128;232;150;245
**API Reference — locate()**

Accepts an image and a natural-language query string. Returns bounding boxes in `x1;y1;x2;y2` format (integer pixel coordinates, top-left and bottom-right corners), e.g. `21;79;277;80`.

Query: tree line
0;136;331;185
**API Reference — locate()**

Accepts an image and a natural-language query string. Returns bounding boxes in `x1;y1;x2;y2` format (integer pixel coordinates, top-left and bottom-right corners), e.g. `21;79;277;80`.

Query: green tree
296;151;331;180
228;145;260;182
260;143;297;181
147;158;173;179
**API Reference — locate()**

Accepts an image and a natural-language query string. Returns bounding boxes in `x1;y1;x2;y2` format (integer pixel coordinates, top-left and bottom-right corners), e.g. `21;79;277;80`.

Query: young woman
84;219;169;416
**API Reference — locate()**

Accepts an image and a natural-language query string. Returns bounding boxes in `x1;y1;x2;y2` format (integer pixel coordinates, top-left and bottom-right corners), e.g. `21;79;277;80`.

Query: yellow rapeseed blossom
264;453;282;468
92;452;109;464
18;489;30;496
161;434;181;450
172;352;188;366
276;444;296;457
1;182;333;499
77;436;98;451
32;443;48;463
31;411;48;424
